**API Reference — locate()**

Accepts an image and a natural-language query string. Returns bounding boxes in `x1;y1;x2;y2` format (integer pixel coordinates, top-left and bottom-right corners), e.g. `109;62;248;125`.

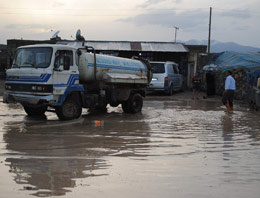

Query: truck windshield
151;63;165;74
13;47;53;68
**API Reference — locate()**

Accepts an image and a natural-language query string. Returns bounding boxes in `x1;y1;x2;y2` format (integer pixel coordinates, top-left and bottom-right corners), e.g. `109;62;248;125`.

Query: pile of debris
211;68;248;100
233;68;249;100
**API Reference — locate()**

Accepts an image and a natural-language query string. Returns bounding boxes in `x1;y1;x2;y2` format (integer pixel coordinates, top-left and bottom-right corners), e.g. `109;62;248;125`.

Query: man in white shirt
222;70;236;111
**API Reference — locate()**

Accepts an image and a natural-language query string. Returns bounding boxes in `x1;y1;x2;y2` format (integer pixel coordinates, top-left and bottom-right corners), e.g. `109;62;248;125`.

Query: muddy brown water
0;94;260;198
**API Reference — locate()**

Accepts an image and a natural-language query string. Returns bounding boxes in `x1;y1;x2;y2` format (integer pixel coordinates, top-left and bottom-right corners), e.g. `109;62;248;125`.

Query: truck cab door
53;50;79;94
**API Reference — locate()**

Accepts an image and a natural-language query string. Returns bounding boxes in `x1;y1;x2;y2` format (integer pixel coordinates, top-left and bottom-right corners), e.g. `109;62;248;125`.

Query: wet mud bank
0;80;260;198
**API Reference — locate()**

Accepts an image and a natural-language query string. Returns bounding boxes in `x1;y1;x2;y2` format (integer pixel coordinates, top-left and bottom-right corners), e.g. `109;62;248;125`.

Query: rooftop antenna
50;30;61;41
76;29;85;46
174;26;179;43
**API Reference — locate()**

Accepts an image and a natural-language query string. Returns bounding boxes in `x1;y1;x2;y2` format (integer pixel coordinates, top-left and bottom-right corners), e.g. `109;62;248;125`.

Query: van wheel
128;93;143;113
23;105;47;116
180;82;184;92
56;99;82;120
168;85;174;96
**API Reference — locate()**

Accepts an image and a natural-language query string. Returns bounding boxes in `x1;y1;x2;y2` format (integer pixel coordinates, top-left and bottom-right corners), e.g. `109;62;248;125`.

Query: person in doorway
222;70;236;111
192;72;201;100
206;70;216;96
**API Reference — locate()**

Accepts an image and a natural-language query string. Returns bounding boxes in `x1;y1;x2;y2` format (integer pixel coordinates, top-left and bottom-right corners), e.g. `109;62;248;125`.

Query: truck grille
5;83;53;93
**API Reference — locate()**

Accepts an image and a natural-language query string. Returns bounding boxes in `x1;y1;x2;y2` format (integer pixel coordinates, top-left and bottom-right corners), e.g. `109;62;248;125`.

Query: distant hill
183;40;260;53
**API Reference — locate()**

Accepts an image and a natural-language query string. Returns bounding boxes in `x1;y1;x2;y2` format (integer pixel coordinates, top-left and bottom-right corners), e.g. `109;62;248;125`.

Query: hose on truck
132;56;153;83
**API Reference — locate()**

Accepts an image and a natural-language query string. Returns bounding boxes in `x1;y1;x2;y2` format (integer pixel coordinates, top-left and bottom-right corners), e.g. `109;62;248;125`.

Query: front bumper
147;82;168;91
3;92;56;105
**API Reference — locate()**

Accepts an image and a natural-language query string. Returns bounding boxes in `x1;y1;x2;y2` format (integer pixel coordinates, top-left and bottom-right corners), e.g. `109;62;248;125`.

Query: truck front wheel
23;105;47;116
56;99;82;120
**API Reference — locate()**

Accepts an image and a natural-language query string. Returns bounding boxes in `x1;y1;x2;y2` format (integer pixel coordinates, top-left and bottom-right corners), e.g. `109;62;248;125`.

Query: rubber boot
230;106;233;111
225;103;232;111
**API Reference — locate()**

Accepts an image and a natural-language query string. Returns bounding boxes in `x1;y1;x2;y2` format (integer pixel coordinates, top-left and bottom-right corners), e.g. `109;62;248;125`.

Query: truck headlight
31;85;52;92
5;84;12;90
37;86;43;91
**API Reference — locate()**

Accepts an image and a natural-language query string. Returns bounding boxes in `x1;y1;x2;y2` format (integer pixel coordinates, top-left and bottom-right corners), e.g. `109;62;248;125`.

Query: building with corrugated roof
0;44;8;75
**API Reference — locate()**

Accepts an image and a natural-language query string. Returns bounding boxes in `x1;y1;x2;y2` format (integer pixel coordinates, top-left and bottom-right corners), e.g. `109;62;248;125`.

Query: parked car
148;61;183;95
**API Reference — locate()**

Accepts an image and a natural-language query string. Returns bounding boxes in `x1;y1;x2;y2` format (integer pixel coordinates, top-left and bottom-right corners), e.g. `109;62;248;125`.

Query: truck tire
128;93;143;113
110;101;119;107
56;99;82;120
23;105;47;116
122;101;130;113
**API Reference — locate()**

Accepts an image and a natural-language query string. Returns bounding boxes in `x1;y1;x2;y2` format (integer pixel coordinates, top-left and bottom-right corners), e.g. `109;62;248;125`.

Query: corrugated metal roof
141;42;187;52
61;40;189;53
86;41;131;51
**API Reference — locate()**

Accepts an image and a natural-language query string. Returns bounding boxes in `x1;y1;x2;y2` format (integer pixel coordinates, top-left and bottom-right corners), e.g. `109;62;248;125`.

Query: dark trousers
222;90;235;107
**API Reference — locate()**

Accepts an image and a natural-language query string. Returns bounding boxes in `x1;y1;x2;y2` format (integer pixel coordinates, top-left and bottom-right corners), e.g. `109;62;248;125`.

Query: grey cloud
139;0;182;8
5;24;51;31
119;9;209;31
234;25;250;31
217;9;251;19
119;7;252;32
52;1;65;8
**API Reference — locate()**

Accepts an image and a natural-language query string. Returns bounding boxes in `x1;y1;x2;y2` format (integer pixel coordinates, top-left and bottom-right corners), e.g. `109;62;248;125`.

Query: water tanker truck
3;33;152;120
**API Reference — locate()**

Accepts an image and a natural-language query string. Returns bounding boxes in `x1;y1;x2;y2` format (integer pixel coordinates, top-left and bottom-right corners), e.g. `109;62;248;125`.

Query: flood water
0;94;260;198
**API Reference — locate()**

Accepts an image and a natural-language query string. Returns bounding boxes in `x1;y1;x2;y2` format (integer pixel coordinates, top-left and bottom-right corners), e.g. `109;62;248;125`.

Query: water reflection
3;112;151;196
2;98;260;198
222;114;233;133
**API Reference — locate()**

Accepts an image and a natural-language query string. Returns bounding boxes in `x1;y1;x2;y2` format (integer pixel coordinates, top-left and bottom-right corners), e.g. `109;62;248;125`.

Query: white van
148;61;183;95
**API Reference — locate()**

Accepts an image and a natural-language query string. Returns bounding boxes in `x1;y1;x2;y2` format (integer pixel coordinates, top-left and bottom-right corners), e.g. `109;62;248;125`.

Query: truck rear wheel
122;101;130;113
123;93;143;114
56;99;82;120
23;105;47;116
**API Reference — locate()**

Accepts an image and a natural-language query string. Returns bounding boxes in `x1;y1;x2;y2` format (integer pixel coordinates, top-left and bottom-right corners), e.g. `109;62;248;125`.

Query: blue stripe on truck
88;63;147;72
53;74;79;87
6;74;51;83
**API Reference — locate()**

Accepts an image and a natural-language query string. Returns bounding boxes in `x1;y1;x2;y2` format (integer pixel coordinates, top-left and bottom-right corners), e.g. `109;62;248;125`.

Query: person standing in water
192;72;201;100
222;70;236;111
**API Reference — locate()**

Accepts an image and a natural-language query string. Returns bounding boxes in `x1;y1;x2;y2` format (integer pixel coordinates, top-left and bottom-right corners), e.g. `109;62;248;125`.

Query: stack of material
233;68;248;100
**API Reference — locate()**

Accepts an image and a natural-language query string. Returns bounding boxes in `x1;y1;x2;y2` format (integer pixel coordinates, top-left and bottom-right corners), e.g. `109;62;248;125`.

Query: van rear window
151;63;165;73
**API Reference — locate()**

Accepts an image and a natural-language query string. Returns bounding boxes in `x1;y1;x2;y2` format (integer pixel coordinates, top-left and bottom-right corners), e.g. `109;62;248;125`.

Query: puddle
0;95;260;198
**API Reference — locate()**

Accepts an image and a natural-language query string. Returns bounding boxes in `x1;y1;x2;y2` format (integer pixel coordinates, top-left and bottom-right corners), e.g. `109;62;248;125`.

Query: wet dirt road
0;92;260;198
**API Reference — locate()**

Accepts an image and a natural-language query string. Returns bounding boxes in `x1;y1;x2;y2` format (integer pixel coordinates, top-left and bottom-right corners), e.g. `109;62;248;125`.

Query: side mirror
77;49;82;56
63;56;70;70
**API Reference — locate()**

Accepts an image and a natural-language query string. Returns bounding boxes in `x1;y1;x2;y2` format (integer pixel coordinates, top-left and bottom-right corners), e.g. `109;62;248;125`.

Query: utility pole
208;7;212;54
174;26;179;43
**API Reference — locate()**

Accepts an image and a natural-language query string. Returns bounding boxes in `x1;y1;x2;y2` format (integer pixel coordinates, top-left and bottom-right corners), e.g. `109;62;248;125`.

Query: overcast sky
0;0;259;47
